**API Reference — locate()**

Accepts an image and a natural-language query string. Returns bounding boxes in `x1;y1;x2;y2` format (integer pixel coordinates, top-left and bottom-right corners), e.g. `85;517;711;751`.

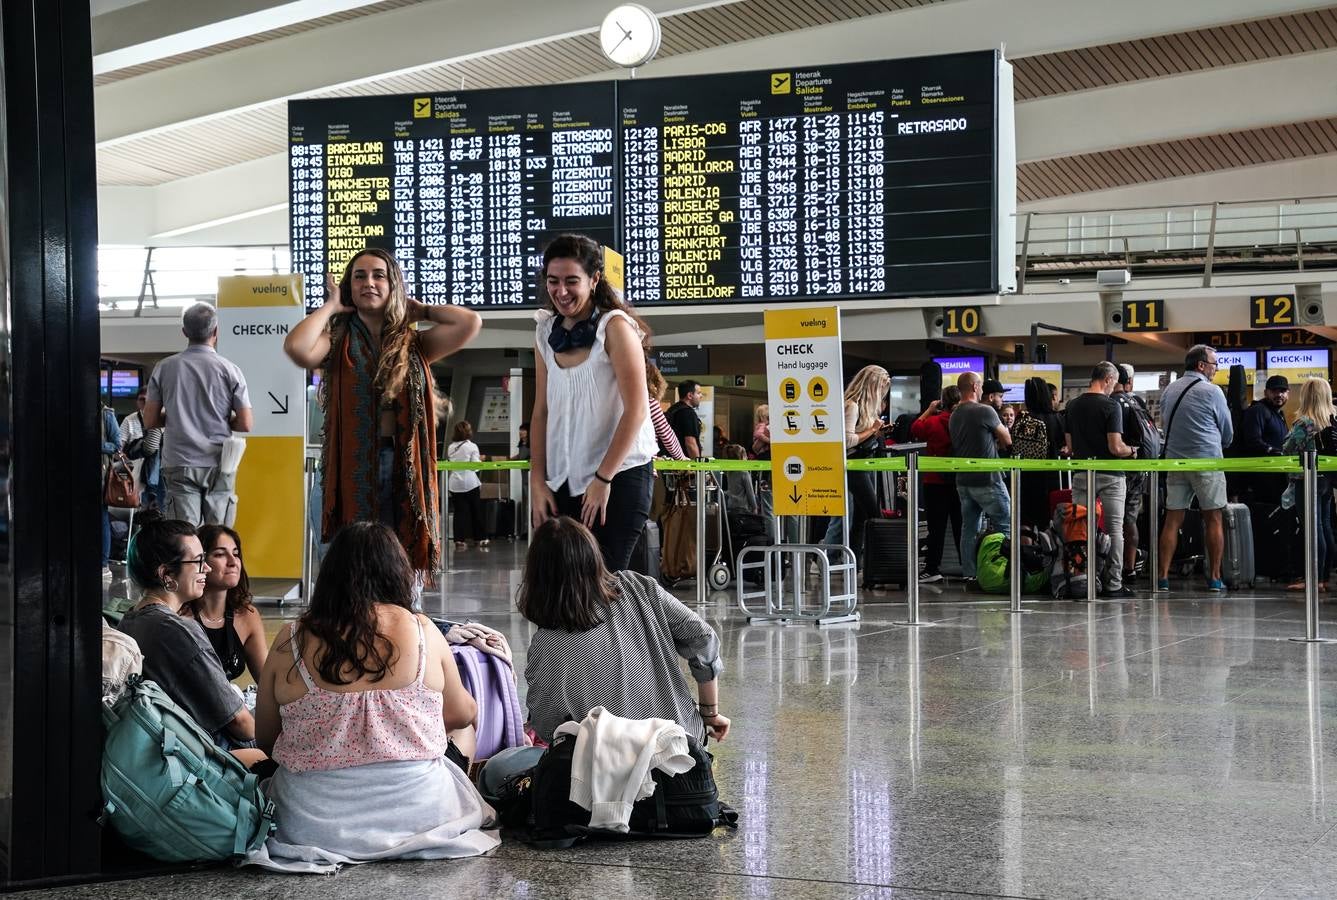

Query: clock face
600;3;661;69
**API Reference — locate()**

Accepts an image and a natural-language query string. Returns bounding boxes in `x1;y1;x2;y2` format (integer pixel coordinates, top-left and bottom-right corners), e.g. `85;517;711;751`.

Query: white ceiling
92;0;1337;246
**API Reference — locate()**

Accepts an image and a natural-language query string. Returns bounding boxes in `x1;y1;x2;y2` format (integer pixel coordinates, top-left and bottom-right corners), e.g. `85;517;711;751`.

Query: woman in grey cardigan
519;516;730;744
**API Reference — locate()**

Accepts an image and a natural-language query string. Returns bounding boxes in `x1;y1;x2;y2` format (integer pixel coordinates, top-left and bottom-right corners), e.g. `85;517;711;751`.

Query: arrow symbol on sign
268;392;290;414
789;485;803;504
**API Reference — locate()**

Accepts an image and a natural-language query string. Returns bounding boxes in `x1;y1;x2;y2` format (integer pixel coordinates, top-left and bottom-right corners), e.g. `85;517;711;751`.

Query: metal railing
1016;194;1337;292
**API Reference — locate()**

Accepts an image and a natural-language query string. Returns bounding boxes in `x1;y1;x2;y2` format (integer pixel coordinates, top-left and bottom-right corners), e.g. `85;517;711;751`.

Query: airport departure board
619;52;1001;304
289;50;1008;310
289;83;617;310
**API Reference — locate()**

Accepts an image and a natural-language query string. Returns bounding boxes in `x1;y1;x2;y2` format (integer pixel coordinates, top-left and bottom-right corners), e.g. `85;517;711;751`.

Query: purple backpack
448;643;525;761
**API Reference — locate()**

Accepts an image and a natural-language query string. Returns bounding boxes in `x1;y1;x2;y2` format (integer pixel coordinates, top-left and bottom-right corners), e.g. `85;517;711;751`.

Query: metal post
1086;467;1098;603
438;469;450;577
1017;211;1032;295
1290;451;1336;643
895;452;928;627
1005;465;1029;614
302;455;315;602
1202;201;1219;287
696;467;708;605
1149;467;1161;592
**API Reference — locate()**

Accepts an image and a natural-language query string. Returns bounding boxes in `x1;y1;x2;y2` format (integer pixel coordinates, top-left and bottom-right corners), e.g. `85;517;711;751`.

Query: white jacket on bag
554;707;694;832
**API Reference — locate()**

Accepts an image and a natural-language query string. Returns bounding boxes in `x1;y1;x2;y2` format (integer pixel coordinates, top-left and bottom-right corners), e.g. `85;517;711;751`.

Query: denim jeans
957;480;1012;578
555;462;654;572
101;506;111;568
1074;472;1126;591
1319;485;1335;581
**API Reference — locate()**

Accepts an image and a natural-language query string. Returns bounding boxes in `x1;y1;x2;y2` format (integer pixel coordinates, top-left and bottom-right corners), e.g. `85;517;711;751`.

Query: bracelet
593;471;613;485
697;703;718;714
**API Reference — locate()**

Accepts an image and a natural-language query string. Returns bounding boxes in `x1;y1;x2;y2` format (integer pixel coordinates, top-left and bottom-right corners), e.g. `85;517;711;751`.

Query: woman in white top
446;420;488;549
529;234;658;571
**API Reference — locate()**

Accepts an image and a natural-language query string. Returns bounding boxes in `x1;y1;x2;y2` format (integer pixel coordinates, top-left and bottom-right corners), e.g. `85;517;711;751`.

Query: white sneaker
918;572;943;584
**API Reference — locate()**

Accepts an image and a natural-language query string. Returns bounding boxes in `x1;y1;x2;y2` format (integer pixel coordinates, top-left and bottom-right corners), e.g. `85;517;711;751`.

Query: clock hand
617;20;633;40
608;29;632;53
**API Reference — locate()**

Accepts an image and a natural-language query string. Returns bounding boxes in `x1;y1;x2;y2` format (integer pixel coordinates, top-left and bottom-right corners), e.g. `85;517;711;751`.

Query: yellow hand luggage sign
764;307;846;517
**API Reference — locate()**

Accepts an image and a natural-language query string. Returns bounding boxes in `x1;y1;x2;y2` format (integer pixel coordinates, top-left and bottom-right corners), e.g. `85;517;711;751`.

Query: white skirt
243;756;500;874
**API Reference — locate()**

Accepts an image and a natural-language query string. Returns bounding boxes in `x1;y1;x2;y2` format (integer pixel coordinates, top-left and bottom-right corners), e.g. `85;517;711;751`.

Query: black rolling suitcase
1249;501;1298;582
629;521;662;582
862;517;909;589
1165;507;1205;576
491;498;516;538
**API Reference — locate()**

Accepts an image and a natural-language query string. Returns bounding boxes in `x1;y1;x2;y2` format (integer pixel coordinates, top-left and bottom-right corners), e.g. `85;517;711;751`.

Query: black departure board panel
289;83;617;310
289;50;1005;310
619;51;1000;304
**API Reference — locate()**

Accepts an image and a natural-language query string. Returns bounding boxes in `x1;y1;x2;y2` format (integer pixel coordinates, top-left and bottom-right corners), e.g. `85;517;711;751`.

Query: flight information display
288;50;1010;310
619;51;1003;305
289;83;617;310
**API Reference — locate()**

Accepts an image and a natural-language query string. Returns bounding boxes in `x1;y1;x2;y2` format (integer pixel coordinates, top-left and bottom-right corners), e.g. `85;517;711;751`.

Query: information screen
289;83;617;310
619;51;1001;305
289;50;1007;311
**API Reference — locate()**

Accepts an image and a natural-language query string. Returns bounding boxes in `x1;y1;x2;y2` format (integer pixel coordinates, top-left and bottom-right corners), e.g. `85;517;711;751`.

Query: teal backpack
101;676;277;862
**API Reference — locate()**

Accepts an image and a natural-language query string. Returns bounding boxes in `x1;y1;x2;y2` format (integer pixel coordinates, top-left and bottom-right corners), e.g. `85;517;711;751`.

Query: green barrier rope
440;455;1307;474
436;460;531;472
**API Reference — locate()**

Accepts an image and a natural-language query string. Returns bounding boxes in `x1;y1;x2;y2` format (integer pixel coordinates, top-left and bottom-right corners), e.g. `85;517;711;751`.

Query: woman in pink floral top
247;522;498;873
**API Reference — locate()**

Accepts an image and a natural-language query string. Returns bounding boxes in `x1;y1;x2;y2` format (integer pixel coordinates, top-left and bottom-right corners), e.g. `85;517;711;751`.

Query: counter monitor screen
289;83;618;310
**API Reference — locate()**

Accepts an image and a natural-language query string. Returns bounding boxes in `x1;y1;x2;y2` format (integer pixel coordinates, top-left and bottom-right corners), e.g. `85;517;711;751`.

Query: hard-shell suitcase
1219;502;1255;589
629;521;662;583
1248;501;1298;581
862;517;909;589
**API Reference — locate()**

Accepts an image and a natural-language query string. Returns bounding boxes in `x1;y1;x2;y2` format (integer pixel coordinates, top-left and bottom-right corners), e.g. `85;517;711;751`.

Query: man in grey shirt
949;372;1012;582
1155;344;1233;592
145;302;253;526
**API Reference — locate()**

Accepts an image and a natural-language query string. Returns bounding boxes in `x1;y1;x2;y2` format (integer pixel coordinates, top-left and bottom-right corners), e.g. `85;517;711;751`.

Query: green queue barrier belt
440;456;1308;474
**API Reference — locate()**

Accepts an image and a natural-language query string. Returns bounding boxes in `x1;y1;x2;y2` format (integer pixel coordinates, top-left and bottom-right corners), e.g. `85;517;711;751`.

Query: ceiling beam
92;0;388;75
1016;50;1337;162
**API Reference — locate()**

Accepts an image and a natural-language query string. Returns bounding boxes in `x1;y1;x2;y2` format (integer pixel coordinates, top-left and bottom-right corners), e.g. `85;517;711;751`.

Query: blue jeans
101;506;111;568
957;481;1012;578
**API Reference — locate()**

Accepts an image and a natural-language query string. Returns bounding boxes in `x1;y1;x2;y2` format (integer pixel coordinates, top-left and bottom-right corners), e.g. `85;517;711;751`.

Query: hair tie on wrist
594;471;613;485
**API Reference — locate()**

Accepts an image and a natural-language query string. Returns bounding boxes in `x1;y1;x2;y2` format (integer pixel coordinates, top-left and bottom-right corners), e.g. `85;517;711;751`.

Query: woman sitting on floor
247;521;497;874
117;513;258;756
178;524;267;684
519;516;730;745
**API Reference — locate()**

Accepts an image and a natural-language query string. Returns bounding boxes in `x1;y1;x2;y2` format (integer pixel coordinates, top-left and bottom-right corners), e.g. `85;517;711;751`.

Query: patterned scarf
321;315;440;573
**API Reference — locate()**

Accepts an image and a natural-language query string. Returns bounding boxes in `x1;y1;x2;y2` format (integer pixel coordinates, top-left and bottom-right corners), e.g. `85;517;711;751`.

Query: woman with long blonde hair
1282;377;1337;591
284;248;481;572
822;365;890;559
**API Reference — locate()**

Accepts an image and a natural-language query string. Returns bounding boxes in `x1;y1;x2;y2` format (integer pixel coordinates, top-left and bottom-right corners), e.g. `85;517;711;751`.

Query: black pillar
2;0;102;884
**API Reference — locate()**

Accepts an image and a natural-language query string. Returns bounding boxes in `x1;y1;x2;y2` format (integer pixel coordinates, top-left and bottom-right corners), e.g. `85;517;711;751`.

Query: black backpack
502;731;738;847
1116;393;1162;460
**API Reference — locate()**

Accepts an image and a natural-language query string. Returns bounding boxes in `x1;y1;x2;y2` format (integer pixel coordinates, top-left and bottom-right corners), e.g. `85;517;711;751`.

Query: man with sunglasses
1156;344;1234;592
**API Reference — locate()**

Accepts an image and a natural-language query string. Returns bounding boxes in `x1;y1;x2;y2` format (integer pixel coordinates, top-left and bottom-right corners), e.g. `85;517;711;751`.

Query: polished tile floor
68;542;1337;899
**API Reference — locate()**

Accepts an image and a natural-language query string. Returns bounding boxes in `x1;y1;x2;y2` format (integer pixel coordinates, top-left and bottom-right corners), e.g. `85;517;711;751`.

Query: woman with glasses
117;512;258;754
177;524;268;683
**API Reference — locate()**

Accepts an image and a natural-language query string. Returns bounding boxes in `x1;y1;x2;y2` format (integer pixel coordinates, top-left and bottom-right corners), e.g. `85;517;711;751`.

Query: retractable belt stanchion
895;451;928;627
438;469;450;576
696;466;708;606
1005;465;1028;614
1149;464;1161;593
1086;466;1098;604
1291;450;1336;644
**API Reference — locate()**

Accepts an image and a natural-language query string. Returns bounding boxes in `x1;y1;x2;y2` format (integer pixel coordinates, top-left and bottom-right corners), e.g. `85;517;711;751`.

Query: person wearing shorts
1156;345;1234;592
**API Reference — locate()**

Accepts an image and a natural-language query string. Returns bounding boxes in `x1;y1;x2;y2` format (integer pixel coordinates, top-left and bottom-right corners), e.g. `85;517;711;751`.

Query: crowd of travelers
100;229;1334;876
100;236;732;873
